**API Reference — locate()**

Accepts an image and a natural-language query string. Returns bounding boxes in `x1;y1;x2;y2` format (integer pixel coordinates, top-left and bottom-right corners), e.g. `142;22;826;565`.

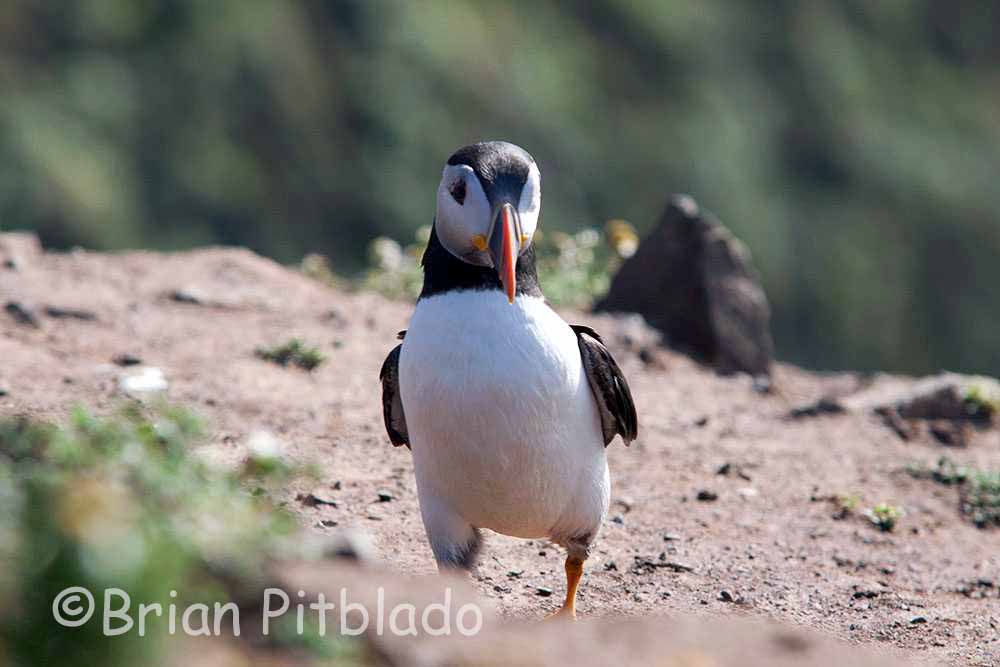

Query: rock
246;430;284;461
845;373;1000;438
719;590;739;603
168;288;206;305
789;397;846;419
535;586;553;597
4;301;39;328
929;420;967;447
859;373;998;421
716;462;752;480
595;194;773;377
631;556;695;575
696;489;719;502
44;306;97;321
377;490;394;502
112;353;143;367
118;367;168;399
297;492;338;508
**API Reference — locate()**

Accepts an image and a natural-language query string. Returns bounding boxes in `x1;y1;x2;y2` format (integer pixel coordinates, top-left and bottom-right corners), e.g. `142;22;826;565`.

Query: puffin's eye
449;179;466;205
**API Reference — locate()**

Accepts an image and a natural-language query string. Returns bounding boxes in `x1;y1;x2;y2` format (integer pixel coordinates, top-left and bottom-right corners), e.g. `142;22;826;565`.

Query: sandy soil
1;234;998;666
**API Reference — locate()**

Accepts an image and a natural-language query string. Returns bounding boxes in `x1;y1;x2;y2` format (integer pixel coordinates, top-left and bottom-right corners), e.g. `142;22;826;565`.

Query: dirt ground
2;234;998;666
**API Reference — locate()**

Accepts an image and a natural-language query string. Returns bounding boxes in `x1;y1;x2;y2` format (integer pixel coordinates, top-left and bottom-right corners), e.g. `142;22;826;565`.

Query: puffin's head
435;141;541;303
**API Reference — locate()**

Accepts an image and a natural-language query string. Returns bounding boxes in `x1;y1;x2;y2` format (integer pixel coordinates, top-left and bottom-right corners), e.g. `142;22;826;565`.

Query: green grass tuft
256;339;326;371
864;503;903;532
962;470;1000;529
964;382;1000;420
907;456;1000;529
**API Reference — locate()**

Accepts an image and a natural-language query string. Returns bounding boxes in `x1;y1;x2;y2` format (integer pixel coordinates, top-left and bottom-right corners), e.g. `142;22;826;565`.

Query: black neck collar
418;224;543;301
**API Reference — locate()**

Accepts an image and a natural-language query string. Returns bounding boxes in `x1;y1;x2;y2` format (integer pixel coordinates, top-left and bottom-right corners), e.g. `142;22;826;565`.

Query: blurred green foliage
361;222;634;307
0;405;356;667
907;455;1000;528
1;0;999;375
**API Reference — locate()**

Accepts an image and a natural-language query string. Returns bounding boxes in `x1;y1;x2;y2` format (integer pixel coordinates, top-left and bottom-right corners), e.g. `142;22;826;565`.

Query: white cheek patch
436;164;491;261
517;162;541;246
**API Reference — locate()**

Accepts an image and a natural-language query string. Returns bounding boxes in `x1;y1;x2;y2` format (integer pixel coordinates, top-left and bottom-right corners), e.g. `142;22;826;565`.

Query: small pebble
377;491;394;502
297;493;338;508
119;367;168;399
535;586;553;597
113;353;143;367
696;489;718;502
169;288;204;305
44;306;96;321
5;301;39;327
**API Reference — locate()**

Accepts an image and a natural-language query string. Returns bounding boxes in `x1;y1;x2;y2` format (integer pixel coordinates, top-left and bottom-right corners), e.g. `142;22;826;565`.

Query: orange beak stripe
501;205;517;303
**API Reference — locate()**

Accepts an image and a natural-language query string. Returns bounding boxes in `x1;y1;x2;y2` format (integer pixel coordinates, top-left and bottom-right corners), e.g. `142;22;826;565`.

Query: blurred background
1;0;998;375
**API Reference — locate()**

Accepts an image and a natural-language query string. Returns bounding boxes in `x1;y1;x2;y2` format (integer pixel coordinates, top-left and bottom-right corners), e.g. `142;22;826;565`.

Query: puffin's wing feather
571;324;638;447
379;343;409;448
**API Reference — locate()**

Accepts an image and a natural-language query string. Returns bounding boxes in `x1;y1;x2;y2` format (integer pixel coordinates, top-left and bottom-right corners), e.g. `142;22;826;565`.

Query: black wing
379;335;409;448
571;325;638;447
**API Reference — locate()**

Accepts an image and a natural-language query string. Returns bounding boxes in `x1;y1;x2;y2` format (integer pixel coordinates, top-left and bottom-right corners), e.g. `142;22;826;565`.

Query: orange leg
548;555;584;619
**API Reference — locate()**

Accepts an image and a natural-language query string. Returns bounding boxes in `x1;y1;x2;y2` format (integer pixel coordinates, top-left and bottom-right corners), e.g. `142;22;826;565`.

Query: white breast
399;291;609;541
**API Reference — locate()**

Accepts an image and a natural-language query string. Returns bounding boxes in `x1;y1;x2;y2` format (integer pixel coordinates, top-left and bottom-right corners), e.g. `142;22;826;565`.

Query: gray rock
595;195;773;377
4;301;39;328
848;373;999;422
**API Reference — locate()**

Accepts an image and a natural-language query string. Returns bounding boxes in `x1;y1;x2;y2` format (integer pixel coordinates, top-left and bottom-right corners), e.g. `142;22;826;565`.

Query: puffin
380;141;637;618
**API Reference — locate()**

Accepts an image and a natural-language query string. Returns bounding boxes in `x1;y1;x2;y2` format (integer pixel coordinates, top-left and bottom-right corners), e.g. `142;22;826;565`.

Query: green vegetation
360;221;636;307
964;382;1000;420
960;470;1000;529
256;339;327;371
830;493;860;520
0;405;356;667
906;456;971;486
907;456;1000;529
864;503;904;532
1;1;999;375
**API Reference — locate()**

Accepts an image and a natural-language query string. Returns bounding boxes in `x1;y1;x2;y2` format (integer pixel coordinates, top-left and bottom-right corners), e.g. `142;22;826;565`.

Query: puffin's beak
488;202;520;304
